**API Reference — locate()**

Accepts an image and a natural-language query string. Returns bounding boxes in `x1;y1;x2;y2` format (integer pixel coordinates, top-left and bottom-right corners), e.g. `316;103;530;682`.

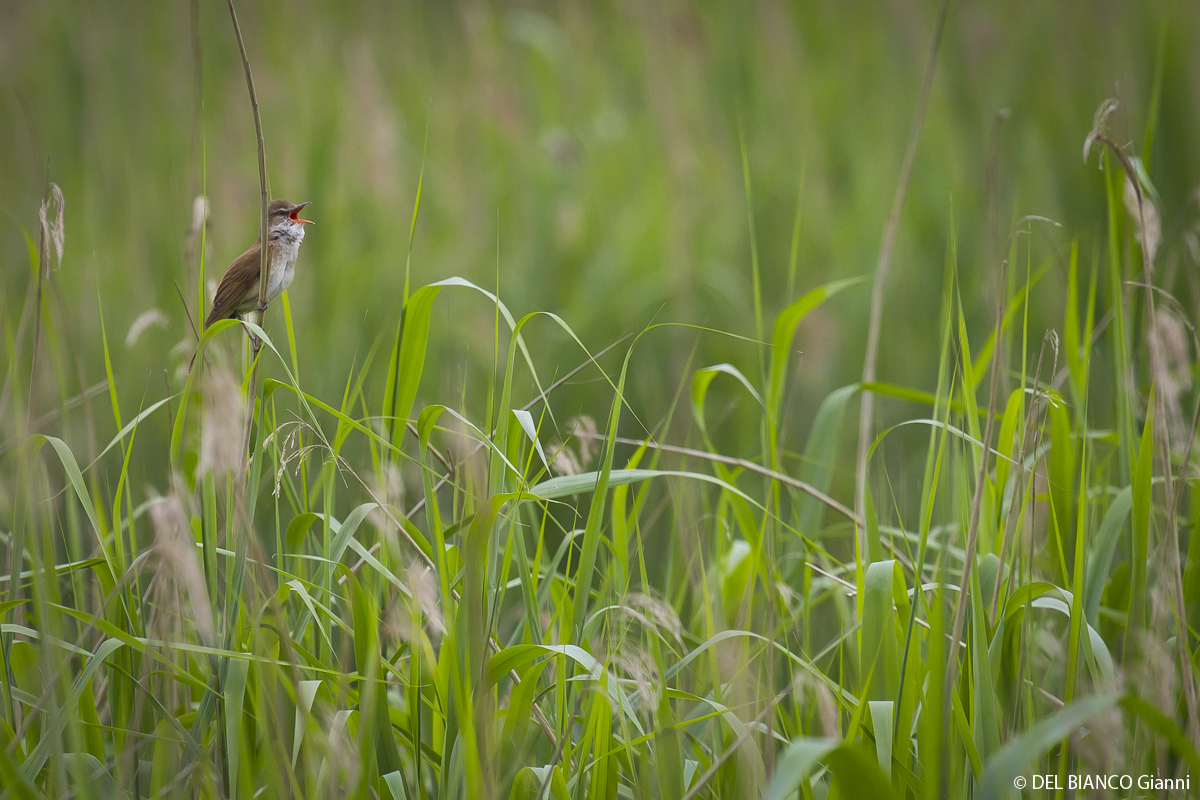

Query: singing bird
204;198;314;328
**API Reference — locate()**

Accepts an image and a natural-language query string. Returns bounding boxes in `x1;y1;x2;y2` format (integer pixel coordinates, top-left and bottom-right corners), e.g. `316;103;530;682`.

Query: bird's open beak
289;201;314;225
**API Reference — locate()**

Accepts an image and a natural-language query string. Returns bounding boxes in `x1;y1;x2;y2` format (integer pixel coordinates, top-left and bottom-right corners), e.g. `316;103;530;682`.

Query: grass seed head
38;183;65;269
1124;174;1161;266
1184;224;1200;265
198;367;247;478
1083;98;1119;163
1149;308;1192;446
1129;630;1176;717
797;674;840;738
125;307;170;348
147;492;215;646
612;646;660;712
407;561;444;640
189;194;209;235
549;439;582;476
548;415;599;475
623;591;683;642
319;711;361;794
569;415;598;466
368;461;406;534
1073;703;1126;776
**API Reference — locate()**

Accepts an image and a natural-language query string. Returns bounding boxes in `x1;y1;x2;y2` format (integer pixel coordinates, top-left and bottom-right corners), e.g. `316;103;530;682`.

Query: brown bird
203;198;314;329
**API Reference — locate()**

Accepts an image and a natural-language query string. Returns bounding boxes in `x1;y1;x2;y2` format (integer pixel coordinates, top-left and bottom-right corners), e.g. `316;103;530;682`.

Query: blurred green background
2;0;1197;484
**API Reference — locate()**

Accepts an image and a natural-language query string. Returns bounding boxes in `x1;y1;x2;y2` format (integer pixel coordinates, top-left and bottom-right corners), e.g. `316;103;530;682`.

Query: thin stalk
855;0;951;557
225;0;270;456
24;201;49;434
182;0;272;768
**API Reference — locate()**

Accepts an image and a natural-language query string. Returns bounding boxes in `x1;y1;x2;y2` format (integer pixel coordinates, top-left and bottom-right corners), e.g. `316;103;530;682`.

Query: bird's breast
265;236;302;301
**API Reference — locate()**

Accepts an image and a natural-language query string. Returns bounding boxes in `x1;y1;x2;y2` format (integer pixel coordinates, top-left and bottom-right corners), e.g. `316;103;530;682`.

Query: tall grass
3;3;1200;800
4;135;1200;799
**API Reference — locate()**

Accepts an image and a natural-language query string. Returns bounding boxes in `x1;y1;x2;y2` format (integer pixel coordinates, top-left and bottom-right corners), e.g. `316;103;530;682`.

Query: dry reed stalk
224;0;270;459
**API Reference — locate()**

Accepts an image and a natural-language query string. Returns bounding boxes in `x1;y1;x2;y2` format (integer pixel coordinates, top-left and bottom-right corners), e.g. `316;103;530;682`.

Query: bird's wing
205;243;269;327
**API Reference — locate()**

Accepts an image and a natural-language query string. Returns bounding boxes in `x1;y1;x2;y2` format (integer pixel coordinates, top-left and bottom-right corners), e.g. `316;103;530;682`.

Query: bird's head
266;199;314;239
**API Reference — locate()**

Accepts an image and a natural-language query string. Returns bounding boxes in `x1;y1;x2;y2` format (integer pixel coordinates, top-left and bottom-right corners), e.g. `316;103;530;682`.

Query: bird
203;198;314;329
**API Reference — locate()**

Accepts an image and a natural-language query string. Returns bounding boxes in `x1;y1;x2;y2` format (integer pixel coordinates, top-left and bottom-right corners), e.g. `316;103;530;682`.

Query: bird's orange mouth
290;201;314;224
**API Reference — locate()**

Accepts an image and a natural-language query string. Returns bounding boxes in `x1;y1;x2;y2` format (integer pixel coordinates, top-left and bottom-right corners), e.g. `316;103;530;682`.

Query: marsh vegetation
2;2;1200;798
